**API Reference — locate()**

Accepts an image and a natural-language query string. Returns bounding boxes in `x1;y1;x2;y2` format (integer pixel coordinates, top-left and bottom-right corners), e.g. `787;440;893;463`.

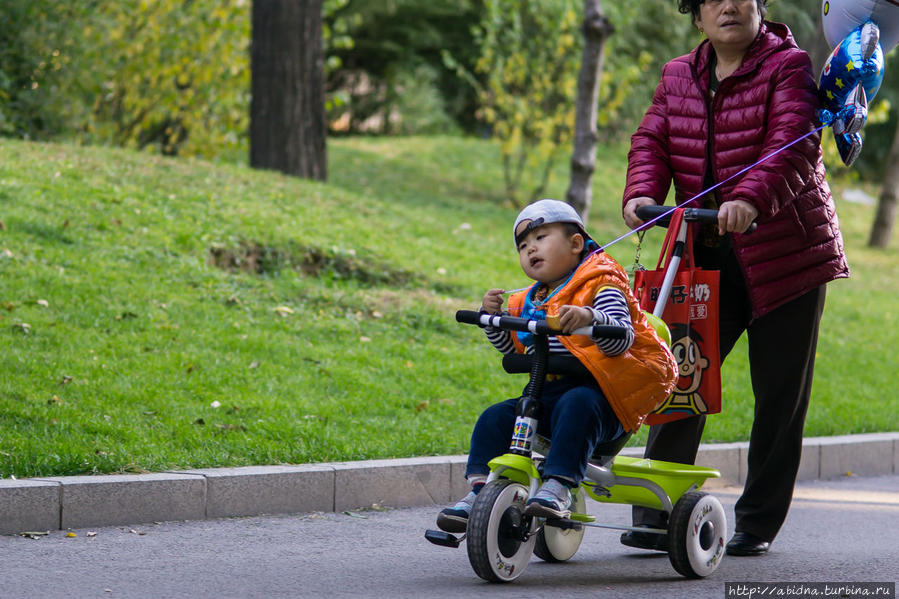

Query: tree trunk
565;0;614;220
250;0;326;180
869;120;899;247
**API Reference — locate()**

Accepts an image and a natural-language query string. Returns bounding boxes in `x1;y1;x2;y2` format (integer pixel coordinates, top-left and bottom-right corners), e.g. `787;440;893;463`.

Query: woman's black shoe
620;525;668;552
726;531;770;556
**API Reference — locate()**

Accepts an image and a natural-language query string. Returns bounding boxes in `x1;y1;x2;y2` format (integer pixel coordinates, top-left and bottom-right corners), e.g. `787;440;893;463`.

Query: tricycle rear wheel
533;486;586;562
668;491;726;578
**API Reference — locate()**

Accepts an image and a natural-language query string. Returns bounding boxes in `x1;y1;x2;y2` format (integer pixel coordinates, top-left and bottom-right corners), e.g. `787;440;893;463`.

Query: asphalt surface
2;473;896;599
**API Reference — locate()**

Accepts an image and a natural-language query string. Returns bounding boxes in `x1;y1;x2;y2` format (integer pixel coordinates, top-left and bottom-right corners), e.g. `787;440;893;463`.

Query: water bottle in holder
509;411;539;454
509;332;549;456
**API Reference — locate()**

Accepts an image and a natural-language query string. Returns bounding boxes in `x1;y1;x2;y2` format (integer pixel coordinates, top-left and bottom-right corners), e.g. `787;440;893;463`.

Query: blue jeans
465;377;624;486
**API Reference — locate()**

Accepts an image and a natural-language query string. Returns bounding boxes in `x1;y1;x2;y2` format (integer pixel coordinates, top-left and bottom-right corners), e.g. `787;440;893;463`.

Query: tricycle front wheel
466;479;536;582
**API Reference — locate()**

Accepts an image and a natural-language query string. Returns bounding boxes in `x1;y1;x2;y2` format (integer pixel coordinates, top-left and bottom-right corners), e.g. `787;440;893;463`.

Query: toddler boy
437;199;677;533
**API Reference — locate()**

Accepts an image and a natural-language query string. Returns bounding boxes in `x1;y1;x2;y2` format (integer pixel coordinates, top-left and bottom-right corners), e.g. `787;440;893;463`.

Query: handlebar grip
455;310;483;326
635;205;757;233
577;325;628;339
456;310;627;339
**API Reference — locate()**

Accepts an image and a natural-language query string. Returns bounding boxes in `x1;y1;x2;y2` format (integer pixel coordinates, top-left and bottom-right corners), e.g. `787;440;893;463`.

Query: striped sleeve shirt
485;286;635;356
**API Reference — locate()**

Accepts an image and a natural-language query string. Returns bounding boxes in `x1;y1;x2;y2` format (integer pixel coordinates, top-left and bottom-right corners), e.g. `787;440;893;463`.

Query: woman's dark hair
677;0;768;19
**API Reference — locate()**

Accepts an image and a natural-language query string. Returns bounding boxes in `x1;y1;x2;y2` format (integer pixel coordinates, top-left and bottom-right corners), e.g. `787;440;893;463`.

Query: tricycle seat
502;353;592;378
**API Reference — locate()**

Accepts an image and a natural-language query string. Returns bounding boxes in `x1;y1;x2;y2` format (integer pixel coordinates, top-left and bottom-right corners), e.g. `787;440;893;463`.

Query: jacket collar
691;21;797;83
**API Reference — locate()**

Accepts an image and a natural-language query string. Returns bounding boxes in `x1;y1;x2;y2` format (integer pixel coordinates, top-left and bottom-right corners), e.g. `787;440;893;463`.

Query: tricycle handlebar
636;204;757;233
455;310;627;339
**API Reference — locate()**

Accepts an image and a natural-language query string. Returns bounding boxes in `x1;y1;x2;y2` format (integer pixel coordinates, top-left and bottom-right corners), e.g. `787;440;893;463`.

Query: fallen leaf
66;532;76;538
36;299;49;308
87;532;97;537
415;401;429;412
210;400;221;408
12;322;31;334
343;511;368;519
300;512;329;521
248;361;259;369
360;336;371;343
58;375;74;386
273;306;294;317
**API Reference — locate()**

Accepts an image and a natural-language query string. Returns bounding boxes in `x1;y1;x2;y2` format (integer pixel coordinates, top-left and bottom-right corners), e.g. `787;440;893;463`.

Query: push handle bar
455;310;627;339
636;204;757;233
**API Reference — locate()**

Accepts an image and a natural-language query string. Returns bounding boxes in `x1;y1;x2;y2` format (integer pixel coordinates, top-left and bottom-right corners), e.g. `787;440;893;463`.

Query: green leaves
83;0;251;158
472;0;583;207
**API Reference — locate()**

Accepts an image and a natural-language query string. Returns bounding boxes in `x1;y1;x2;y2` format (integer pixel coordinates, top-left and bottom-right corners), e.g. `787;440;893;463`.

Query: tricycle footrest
425;529;464;548
543;518;583;531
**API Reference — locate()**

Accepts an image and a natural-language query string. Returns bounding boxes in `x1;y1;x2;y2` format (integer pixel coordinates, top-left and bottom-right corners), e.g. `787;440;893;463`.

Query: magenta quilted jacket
624;21;849;319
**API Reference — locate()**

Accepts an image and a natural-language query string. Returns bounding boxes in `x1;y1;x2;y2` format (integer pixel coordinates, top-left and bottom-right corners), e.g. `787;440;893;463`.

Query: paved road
2;474;897;599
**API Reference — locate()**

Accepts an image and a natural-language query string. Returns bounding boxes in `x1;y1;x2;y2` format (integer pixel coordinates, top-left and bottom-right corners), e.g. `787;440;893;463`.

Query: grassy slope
0;136;896;478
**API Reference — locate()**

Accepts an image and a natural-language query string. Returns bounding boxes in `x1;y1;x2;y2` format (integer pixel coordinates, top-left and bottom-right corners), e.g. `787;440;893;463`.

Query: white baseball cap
513;199;594;247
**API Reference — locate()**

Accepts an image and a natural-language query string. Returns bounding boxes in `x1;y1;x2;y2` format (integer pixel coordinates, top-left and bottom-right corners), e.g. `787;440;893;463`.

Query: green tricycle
425;310;725;582
425;207;733;583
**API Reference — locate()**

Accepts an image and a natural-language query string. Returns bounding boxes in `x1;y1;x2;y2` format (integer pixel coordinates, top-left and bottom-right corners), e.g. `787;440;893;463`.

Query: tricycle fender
487;453;541;487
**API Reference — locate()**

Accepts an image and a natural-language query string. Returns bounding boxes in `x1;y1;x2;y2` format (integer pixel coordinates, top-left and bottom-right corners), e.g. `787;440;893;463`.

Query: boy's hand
481;289;505;314
557;305;593;334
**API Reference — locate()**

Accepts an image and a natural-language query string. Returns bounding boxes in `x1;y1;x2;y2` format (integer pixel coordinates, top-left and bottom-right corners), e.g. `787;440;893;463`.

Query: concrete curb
1;432;897;535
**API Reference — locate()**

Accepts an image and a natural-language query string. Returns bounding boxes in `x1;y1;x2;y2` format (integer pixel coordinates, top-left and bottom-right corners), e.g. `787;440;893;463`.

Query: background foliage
1;135;895;477
1;1;898;181
469;0;582;207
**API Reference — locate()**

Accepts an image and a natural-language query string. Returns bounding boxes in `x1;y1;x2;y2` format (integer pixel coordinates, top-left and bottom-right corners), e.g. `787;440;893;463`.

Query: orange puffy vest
507;252;678;432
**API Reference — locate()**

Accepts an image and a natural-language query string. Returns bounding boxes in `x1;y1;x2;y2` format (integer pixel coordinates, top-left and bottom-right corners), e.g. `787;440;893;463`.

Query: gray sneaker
436;489;479;533
524;478;572;519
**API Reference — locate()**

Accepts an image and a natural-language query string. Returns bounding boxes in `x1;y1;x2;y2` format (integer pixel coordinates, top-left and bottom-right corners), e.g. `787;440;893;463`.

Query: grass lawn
0;135;896;478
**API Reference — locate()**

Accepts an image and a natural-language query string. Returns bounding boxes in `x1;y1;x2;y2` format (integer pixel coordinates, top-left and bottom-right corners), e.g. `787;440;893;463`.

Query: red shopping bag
633;209;721;425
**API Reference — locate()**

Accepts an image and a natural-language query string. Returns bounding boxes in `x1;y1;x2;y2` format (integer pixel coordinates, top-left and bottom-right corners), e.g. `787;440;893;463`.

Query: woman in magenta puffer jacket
621;0;848;557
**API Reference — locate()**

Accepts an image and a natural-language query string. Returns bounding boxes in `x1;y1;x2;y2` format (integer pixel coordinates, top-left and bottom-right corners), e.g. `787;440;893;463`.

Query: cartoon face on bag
669;323;711;396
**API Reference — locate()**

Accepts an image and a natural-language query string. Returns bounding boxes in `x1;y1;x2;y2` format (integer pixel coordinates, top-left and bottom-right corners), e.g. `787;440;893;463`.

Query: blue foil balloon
819;24;885;114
